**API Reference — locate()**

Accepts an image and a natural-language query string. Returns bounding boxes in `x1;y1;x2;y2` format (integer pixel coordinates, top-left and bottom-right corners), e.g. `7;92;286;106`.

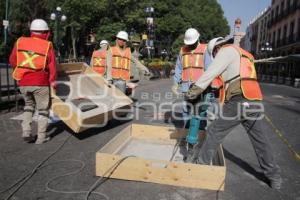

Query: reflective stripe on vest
92;50;107;75
13;37;50;80
218;45;263;103
181;43;206;82
111;46;131;80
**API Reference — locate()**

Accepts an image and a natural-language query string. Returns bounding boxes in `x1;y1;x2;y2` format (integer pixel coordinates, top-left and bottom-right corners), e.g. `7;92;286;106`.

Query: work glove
171;83;180;95
126;82;138;89
185;84;204;101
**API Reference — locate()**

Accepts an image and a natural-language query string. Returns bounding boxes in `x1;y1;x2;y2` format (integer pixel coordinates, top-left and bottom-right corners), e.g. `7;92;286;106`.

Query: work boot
23;135;37;143
35;134;50;144
269;177;282;190
22;132;37;143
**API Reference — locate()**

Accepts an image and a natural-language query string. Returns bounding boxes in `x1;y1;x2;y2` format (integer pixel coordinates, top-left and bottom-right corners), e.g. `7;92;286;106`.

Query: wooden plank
51;96;82;133
58;62;85;72
99;124;132;154
96;123;226;190
52;62;133;133
96;153;225;191
84;67;133;105
131;124;187;143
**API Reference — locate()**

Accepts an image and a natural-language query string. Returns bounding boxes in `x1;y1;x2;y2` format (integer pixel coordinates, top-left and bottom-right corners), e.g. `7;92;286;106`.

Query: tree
1;0;230;61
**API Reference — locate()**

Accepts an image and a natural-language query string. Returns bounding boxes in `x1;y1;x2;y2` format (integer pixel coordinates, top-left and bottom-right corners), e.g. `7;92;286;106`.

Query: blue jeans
195;95;281;181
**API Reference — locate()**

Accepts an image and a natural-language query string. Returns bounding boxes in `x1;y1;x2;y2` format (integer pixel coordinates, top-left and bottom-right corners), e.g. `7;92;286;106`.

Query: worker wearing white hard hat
90;39;110;76
100;40;109;47
105;30;149;95
172;28;207;125
185;37;282;190
9;19;56;144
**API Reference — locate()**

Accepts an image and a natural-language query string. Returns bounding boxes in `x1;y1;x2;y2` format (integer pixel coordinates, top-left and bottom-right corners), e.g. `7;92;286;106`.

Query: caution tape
265;114;300;161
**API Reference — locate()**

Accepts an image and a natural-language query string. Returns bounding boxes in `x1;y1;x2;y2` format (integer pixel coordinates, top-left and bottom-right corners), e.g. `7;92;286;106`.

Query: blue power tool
185;92;215;162
186;116;200;145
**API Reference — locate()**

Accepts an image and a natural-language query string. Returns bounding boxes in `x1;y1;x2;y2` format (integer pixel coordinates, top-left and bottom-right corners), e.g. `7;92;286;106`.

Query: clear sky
218;0;271;34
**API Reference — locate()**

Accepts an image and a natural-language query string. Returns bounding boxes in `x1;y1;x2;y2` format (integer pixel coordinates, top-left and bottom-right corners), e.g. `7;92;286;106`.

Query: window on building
281;1;284;15
277;28;282;46
297;18;300;40
272;31;276;46
287;0;291;8
283;25;287;44
289;21;295;42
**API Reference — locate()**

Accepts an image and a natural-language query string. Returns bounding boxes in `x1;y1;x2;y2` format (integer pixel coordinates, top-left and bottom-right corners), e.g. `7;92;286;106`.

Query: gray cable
2;134;72;200
42;159;109;200
85;155;136;200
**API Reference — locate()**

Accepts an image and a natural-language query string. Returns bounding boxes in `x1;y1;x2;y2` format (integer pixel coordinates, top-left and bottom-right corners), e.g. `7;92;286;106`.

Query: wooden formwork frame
96;124;226;191
51;62;133;133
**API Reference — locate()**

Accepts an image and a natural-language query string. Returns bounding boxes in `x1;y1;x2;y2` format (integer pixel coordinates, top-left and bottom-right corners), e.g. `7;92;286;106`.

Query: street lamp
50;6;67;60
129;28;136;40
261;42;273;54
161;49;168;60
144;6;155;59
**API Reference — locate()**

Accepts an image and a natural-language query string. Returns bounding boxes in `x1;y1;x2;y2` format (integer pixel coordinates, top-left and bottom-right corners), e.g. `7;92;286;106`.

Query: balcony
286;33;300;45
291;2;298;12
274;33;300;48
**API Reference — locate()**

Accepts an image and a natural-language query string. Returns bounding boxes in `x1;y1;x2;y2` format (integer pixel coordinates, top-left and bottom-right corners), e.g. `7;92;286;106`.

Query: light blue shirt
173;49;213;92
204;49;212;71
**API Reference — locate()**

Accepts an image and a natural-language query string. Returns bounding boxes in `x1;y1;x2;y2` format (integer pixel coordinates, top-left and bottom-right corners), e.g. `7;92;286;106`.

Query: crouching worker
185;39;282;189
9;19;57;144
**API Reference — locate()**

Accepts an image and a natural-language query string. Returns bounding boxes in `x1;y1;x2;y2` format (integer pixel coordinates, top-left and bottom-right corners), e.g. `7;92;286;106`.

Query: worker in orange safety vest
106;31;149;94
90;40;110;76
185;39;282;190
9;19;56;144
172;28;211;130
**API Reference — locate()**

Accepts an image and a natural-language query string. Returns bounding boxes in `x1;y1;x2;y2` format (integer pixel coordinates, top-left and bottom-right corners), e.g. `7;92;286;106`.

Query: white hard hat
100;40;109;46
207;37;224;55
116;31;129;41
184;28;200;45
30;19;49;31
214;37;234;48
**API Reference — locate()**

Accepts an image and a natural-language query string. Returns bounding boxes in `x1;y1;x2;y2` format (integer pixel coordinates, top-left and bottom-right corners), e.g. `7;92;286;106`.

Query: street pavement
0;78;299;200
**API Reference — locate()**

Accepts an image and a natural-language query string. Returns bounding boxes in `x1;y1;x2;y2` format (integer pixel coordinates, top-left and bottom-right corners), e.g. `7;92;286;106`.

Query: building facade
242;0;300;86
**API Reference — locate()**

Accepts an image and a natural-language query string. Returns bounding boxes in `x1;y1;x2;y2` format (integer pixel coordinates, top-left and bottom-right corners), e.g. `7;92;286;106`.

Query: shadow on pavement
74;118;132;140
223;148;268;184
47;118;132;140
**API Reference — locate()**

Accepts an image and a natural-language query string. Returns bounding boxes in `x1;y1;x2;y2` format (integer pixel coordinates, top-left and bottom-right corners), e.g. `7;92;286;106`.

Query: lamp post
261;42;273;56
129;28;136;40
144;6;154;59
260;42;273;81
3;0;9;47
161;49;167;60
50;6;67;61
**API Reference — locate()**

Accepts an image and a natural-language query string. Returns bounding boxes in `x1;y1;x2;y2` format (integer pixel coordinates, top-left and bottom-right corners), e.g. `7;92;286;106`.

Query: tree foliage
0;0;230;59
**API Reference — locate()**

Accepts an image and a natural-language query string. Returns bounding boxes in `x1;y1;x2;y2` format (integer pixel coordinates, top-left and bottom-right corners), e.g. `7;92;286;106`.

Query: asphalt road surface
0;79;299;200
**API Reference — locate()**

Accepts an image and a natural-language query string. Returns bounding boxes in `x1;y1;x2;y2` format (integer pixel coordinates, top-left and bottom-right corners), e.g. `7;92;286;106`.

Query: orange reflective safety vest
211;76;225;102
181;43;206;82
218;45;263;104
111;46;131;81
92;49;107;75
13;37;51;80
